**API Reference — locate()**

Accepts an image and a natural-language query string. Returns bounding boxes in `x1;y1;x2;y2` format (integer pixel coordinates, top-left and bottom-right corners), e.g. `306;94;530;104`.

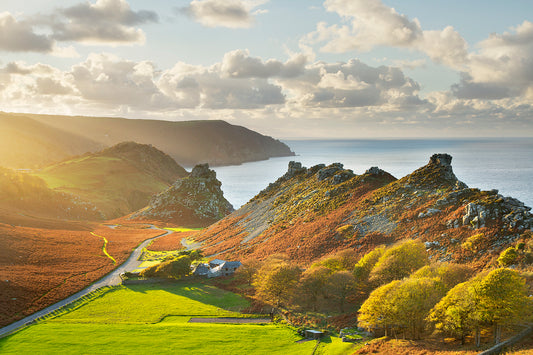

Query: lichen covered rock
133;164;233;227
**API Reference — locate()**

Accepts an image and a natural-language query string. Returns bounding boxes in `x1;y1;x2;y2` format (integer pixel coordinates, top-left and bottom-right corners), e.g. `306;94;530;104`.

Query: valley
0;138;531;354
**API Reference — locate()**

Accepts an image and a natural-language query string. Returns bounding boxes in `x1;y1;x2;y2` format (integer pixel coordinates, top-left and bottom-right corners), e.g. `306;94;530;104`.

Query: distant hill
192;154;532;268
8;112;295;167
0;113;103;168
0;166;102;225
132;163;233;227
34;142;188;219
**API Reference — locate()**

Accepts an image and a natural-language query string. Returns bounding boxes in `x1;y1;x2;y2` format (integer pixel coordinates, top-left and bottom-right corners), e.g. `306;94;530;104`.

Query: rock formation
133;164;233;227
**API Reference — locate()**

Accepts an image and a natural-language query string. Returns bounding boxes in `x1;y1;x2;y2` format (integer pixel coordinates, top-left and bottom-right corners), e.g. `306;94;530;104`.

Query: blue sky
1;0;532;138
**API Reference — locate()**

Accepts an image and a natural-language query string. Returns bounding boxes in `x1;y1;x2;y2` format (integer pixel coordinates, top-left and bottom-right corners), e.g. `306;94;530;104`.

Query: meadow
0;282;355;354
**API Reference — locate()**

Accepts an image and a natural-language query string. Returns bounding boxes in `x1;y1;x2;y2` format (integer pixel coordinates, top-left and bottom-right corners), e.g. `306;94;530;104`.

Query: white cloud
0;12;53;53
220;49;307;78
180;0;268;28
0;1;157;53
305;0;468;69
51;0;158;45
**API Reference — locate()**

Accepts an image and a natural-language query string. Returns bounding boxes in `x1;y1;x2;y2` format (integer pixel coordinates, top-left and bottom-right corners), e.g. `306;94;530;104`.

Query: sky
0;0;532;138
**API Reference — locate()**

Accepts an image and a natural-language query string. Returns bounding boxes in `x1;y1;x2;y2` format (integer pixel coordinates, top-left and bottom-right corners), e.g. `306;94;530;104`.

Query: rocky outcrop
189;154;532;268
133;164;233;227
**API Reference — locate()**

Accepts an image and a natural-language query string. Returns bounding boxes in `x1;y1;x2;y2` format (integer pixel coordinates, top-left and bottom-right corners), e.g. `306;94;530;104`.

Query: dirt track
188;317;271;324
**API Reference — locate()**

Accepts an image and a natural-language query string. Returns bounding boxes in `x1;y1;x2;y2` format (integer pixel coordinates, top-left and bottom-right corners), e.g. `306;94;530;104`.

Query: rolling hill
34;142;188;219
5;112;295;167
0;113;103;168
0;166;102;226
190;154;532;268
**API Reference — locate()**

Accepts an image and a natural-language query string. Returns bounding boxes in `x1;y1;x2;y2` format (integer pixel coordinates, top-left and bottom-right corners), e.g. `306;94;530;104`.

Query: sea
212;138;533;210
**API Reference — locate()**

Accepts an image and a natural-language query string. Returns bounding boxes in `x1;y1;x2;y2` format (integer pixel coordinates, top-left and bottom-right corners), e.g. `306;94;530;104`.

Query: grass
0;281;349;354
51;283;249;323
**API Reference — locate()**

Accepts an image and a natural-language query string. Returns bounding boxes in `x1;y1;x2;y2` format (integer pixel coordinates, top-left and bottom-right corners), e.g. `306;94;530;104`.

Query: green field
0;282;355;354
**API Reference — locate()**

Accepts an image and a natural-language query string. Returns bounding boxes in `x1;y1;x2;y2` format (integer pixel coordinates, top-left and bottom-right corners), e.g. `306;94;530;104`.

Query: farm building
191;259;242;278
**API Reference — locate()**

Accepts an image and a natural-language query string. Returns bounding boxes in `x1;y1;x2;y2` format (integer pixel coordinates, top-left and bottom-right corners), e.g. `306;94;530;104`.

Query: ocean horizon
213;138;533;209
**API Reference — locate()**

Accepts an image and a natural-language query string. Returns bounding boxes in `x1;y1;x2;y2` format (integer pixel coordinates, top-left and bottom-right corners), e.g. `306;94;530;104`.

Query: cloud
305;0;468;68
279;59;426;109
159;59;285;109
180;0;268;28
0;12;54;52
452;21;533;100
220;49;307;78
51;0;158;45
0;0;157;53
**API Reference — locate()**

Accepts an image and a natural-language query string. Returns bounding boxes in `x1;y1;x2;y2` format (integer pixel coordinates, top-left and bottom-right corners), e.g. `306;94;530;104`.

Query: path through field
0;225;171;338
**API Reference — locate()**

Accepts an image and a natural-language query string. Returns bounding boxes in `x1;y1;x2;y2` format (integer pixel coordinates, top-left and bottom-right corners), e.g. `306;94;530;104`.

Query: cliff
7;112;295;167
133;164;233;227
191;154;532;268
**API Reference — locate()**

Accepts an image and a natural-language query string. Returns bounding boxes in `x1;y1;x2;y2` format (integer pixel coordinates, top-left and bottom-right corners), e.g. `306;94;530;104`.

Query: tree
234;259;263;285
352;246;385;300
369;240;428;286
297;266;331;311
314;249;359;271
412;263;474;290
476;268;531;344
140;255;191;279
429;268;532;346
429;280;483;345
358;281;400;337
253;260;301;308
326;270;356;313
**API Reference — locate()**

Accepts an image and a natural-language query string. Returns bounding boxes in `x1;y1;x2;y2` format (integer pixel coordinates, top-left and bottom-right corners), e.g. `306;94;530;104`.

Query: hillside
19;113;295;167
34;142;188;219
0;113;103;168
132;164;234;227
0;166;102;225
191;154;532;268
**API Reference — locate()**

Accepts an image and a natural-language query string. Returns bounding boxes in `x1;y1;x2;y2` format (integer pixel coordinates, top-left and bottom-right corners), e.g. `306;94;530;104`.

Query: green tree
140;255;191;279
352;246;385;300
369;240;428;286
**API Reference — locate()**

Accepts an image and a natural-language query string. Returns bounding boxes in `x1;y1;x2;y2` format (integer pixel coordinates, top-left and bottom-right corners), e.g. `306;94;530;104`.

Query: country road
0;225;172;338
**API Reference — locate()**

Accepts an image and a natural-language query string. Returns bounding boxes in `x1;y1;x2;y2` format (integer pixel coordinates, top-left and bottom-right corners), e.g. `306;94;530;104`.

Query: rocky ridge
191;154;532;268
133;164;233;227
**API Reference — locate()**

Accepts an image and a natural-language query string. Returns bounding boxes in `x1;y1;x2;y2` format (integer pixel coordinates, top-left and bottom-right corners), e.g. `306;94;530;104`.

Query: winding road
0;225;172;338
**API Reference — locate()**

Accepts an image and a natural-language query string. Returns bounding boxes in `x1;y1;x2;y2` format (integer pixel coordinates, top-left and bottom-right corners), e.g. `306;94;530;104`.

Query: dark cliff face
133;164;234;227
191;154;532;268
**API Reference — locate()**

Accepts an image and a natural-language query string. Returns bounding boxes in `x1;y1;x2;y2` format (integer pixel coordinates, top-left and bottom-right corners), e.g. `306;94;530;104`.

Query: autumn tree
412;263;474;290
314;249;359;271
358;281;400;337
352;246;385;300
253;259;301;308
235;258;263;285
359;276;445;339
476;268;531;344
429;268;532;346
296;266;331;311
368;240;428;286
326;270;356;313
429;280;483;345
